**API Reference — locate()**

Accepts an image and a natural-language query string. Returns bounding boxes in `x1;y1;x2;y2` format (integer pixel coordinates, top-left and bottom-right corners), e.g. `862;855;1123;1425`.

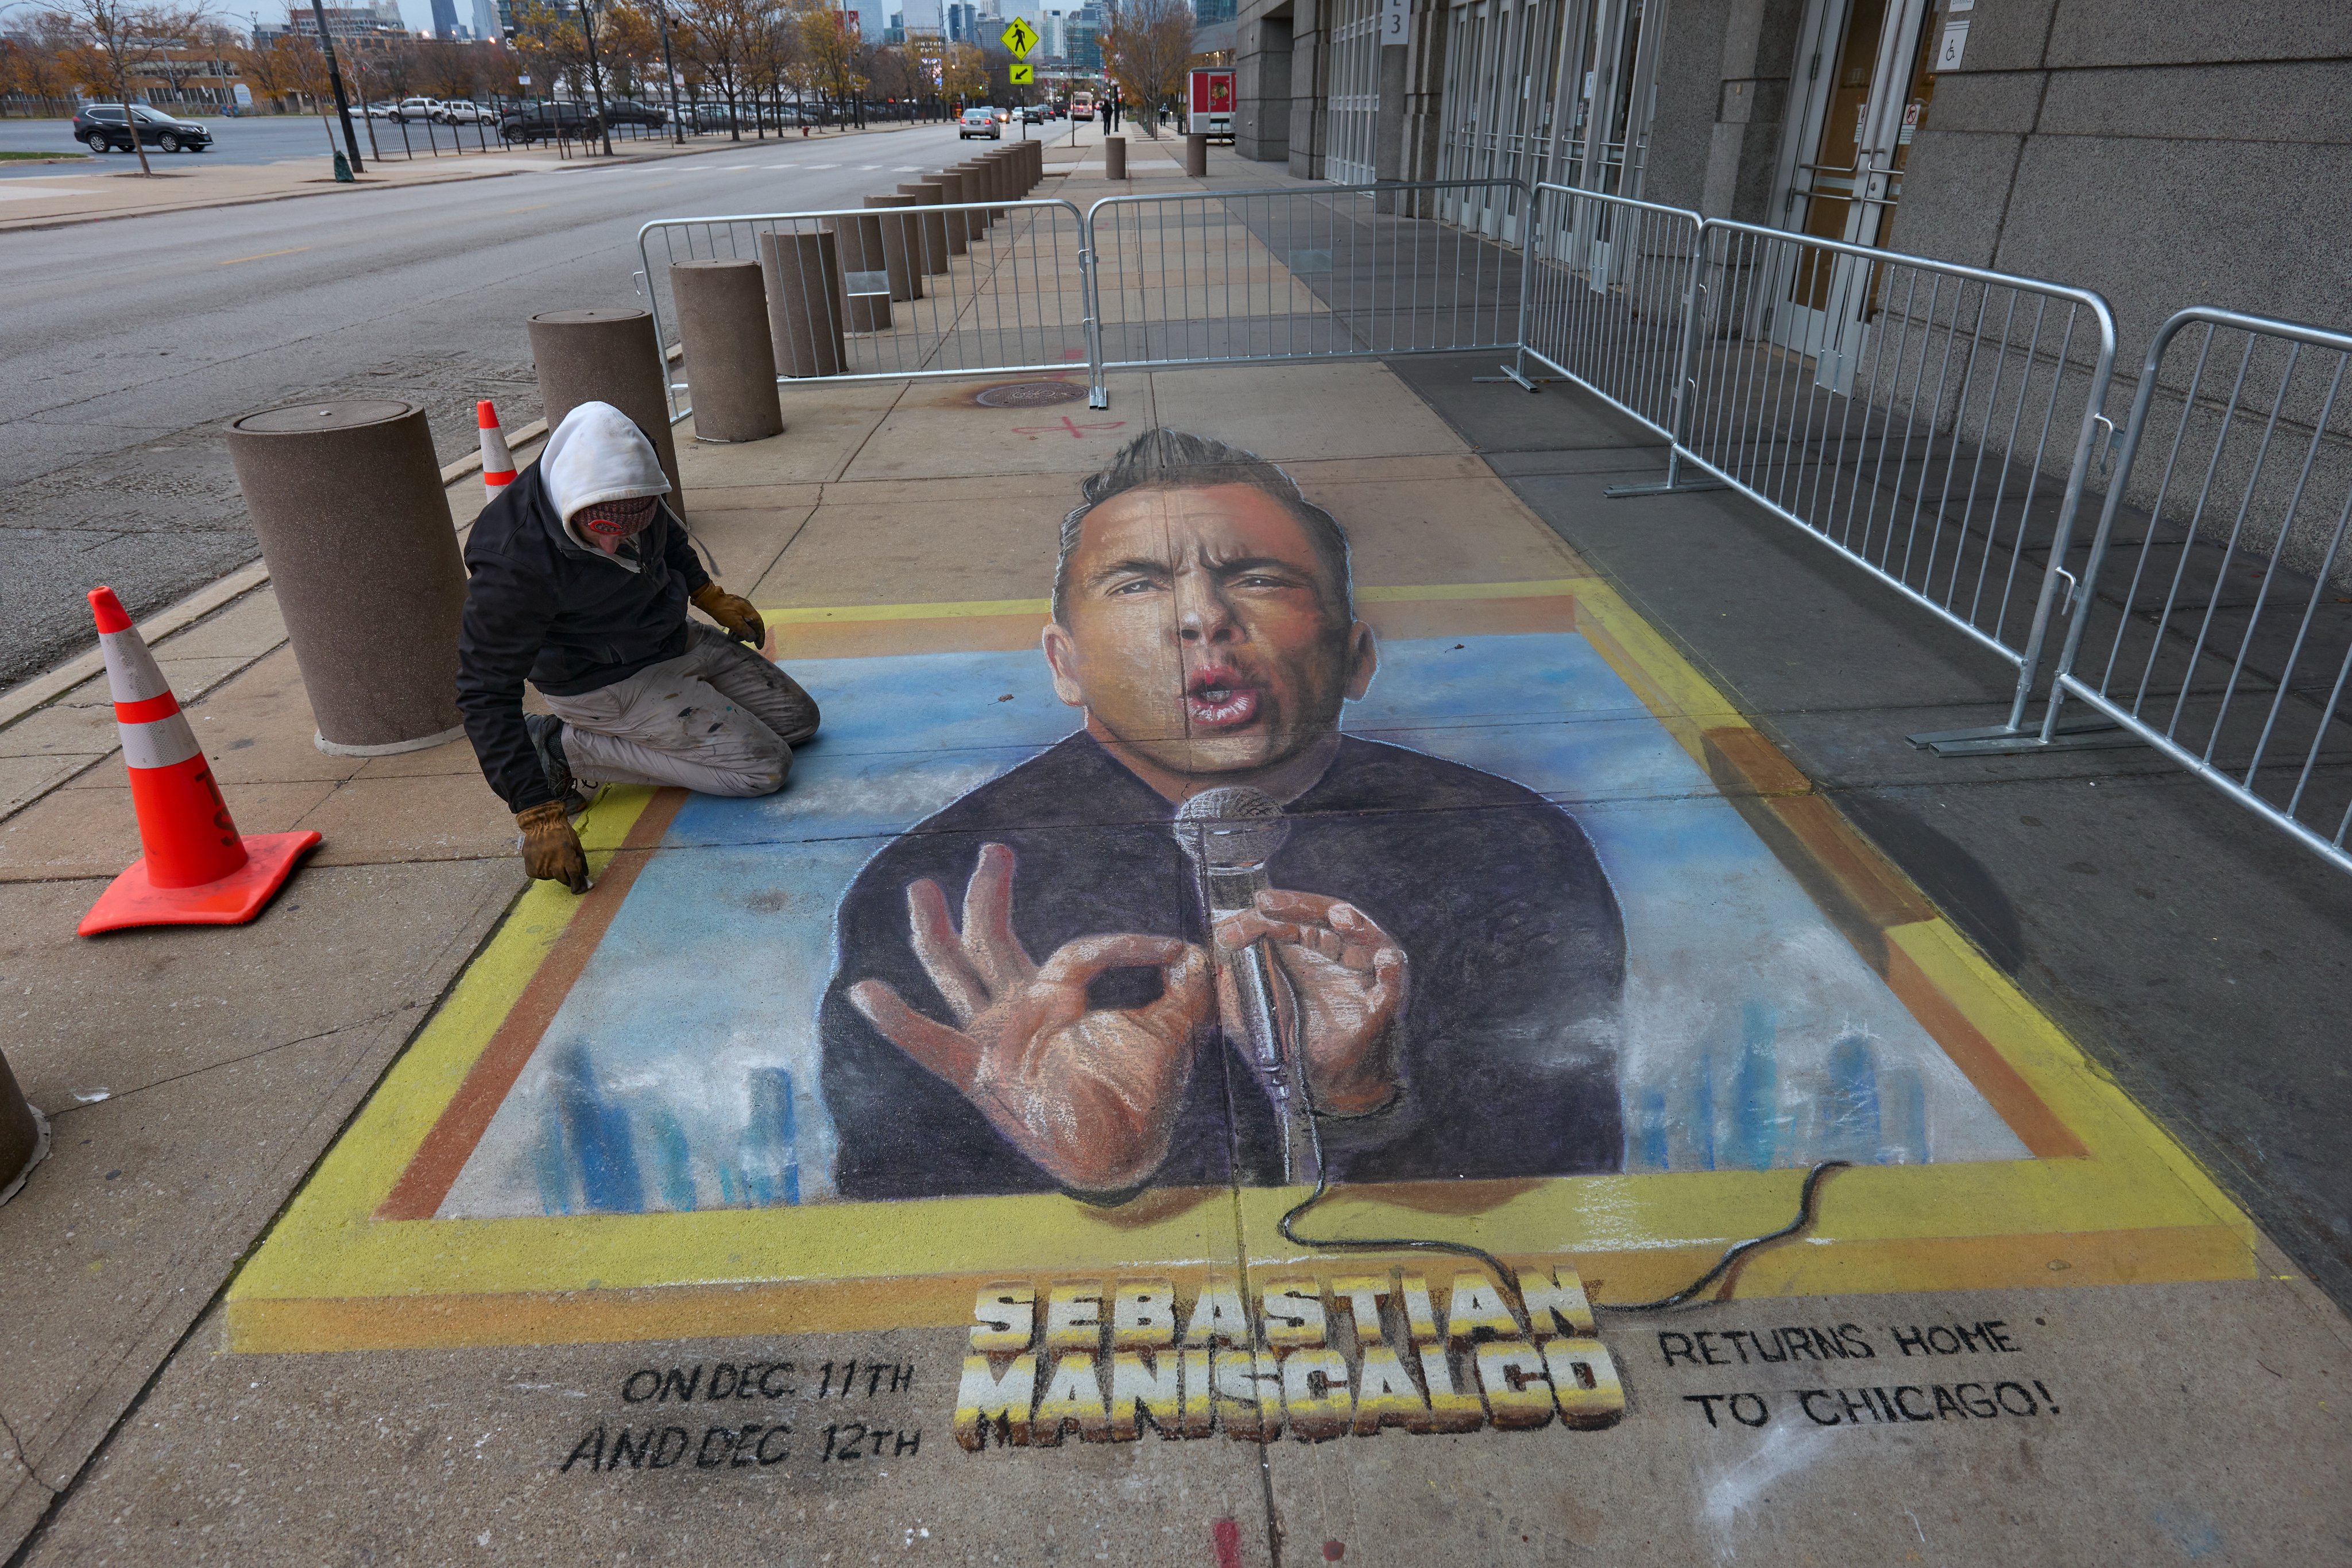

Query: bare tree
674;0;751;139
1100;0;1190;138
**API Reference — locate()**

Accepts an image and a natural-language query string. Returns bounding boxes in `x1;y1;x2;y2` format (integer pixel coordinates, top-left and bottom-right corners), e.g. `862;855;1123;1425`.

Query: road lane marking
506;202;554;212
219;246;311;265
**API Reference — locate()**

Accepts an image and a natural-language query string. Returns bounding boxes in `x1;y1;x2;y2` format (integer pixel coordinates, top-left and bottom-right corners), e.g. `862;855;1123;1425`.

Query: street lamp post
653;0;682;144
576;0;614;156
308;0;365;173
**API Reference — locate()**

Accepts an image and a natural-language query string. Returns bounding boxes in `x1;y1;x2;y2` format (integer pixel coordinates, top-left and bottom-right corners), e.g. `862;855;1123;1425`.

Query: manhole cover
973;380;1085;408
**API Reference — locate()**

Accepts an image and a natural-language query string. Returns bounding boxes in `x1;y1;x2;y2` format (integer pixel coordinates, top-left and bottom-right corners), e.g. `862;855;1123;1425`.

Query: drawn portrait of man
818;429;1626;1202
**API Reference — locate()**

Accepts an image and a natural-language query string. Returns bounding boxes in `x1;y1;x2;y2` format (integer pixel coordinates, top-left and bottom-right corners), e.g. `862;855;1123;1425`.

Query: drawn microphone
1173;787;1320;1185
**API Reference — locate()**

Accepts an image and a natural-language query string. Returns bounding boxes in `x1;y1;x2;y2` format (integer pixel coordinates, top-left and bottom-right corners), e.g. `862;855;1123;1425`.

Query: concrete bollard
898;182;953;274
864;194;925;303
928;170;974;251
958;161;1000;223
1028;140;1043;188
669;260;782;443
1186;133;1207;177
527;308;683;506
1104;136;1126;180
227;400;467;755
828;211;894;333
758;229;844;378
0;1048;46;1206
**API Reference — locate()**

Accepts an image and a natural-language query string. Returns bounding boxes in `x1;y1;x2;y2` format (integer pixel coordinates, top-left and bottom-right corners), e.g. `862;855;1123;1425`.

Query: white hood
541;401;671;524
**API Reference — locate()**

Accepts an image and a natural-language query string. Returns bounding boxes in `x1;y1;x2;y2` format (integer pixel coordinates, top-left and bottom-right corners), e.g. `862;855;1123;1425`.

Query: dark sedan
498;103;604;144
72;104;213;153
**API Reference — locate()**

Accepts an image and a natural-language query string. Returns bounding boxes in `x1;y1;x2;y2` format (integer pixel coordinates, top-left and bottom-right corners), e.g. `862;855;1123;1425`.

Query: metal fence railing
1677;220;2118;741
1083;180;1527;403
2037;308;2352;872
636;199;1093;421
1511;184;1703;447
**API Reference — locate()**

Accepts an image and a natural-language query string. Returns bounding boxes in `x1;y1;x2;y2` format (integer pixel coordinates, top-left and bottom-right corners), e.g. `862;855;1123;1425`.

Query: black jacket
455;461;709;813
820;731;1627;1200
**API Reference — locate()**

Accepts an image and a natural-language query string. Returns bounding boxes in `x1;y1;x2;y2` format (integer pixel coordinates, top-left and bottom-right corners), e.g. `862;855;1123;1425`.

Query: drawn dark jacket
455;462;709;814
819;731;1626;1199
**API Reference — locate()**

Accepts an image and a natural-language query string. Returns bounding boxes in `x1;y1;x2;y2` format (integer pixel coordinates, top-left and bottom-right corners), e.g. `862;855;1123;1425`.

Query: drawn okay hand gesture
850;842;1212;1195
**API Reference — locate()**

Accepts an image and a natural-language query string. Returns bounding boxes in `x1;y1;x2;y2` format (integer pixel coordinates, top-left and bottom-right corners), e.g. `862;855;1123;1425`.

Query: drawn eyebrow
1207;555;1311;578
1085;558;1173;589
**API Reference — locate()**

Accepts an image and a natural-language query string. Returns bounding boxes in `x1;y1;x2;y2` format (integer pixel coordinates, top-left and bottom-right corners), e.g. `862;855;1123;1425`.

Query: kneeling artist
456;401;819;892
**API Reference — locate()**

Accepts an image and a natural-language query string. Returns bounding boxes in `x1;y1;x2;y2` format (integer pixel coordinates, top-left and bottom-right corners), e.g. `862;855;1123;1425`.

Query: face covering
574;493;660;552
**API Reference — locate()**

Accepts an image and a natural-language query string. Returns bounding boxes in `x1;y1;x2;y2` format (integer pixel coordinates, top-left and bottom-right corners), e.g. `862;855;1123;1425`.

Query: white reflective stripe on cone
98;626;169;706
119;711;202;771
480;423;514;474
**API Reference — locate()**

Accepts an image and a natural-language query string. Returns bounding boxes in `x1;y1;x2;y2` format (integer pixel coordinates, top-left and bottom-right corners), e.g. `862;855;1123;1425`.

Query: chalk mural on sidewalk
441;432;2028;1219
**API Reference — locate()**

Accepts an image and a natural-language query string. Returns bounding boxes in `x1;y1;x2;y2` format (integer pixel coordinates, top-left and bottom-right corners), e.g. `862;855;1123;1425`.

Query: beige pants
542;624;819;797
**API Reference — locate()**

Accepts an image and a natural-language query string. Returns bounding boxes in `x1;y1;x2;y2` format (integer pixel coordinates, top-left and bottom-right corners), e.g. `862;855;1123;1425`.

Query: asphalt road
0;120;1003;686
0;113;688;177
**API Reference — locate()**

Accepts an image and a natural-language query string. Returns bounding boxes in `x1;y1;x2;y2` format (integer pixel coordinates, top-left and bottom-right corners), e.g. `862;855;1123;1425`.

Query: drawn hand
1214;891;1406;1116
850;842;1212;1194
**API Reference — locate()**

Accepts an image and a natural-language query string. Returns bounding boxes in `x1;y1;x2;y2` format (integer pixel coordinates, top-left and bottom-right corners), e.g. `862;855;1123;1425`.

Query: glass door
1768;0;1944;390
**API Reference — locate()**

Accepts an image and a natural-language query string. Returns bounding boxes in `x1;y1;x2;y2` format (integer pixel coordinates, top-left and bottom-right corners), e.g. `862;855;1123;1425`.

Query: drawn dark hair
1052;428;1353;625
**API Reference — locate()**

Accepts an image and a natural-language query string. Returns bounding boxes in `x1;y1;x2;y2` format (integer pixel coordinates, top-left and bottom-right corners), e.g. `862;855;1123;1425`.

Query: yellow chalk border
226;579;2256;1353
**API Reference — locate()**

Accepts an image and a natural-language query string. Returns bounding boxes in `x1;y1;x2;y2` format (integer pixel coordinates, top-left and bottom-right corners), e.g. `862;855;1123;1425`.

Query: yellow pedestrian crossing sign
1009;63;1035;83
1000;17;1038;57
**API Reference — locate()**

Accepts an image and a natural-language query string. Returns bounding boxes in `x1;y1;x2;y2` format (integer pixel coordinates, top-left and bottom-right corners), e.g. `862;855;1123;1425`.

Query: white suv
440;99;492;123
390;96;445;123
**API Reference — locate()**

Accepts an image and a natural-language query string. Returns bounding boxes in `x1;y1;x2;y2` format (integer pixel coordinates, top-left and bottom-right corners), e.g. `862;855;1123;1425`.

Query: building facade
1231;0;2352;363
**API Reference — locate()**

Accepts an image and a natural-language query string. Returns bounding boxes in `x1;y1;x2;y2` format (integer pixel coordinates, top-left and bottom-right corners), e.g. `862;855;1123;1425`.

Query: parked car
360;101;399;119
389;96;445;123
958;106;1001;140
673;102;736;130
599;98;667;129
498;102;604;144
71;103;212;153
440;99;493;124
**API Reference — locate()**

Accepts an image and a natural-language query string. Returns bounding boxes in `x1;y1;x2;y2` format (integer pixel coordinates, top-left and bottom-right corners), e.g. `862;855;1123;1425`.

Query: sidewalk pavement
0;122;930;231
0;145;2346;1566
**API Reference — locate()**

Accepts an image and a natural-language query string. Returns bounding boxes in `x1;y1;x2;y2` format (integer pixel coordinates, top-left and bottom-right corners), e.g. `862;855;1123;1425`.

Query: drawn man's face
1042;483;1375;777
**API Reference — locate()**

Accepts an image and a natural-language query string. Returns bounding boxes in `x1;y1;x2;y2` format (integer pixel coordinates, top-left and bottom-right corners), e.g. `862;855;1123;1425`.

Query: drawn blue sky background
442;632;2028;1218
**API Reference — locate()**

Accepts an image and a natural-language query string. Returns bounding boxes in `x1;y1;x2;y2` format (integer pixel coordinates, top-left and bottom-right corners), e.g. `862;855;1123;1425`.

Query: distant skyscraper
1193;0;1233;22
470;0;500;41
430;0;458;37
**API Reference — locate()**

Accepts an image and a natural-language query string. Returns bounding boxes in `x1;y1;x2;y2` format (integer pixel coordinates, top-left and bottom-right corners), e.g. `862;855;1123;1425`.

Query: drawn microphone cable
1173;785;1848;1314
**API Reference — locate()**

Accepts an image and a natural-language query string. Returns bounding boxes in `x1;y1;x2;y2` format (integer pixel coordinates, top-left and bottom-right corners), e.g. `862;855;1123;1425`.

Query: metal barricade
1083;180;1527;405
1510;184;1703;447
2038;308;2352;871
1663;220;2117;741
635;199;1094;421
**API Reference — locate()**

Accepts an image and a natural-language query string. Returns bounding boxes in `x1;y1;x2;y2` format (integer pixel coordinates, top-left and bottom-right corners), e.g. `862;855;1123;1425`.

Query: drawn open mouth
1185;668;1261;729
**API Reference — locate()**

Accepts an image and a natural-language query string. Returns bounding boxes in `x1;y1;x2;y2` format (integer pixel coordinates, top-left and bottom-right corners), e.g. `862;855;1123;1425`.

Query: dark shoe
524;713;575;802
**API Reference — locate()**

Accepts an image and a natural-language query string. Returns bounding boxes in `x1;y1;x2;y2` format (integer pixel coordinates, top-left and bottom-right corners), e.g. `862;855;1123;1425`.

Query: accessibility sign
1009;63;1035;83
1000;17;1037;57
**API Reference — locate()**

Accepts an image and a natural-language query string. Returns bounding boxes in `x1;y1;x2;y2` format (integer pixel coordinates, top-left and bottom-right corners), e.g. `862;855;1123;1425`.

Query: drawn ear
1343;621;1378;702
1040;621;1088;708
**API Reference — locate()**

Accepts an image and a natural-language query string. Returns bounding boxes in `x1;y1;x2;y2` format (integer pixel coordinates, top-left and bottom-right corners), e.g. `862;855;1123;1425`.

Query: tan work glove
516;800;591;893
692;582;767;648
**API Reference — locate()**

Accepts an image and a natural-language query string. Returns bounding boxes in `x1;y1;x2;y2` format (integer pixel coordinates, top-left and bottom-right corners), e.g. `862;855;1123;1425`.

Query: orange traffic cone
478;399;517;498
77;587;320;937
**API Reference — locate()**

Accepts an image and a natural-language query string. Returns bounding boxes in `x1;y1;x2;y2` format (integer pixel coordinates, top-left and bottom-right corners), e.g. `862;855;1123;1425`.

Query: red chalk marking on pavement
1212;1517;1241;1568
1322;1543;1345;1562
1012;415;1125;439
